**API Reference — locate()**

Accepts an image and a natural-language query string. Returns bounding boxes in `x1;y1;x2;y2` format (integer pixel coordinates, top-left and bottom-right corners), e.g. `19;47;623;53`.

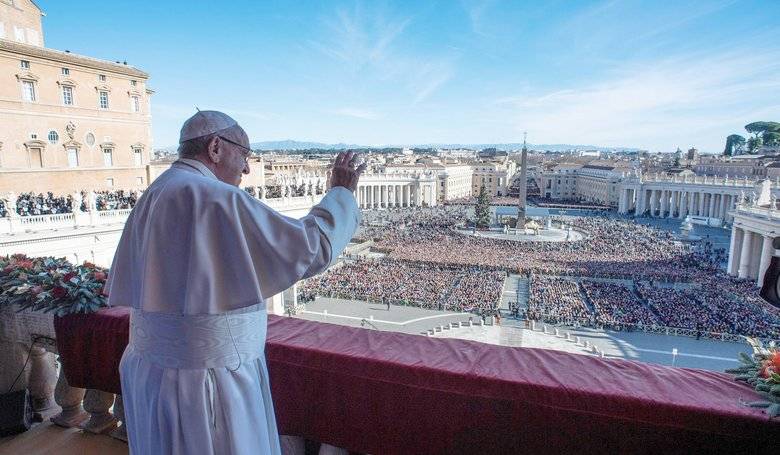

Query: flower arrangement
726;339;780;417
0;254;109;316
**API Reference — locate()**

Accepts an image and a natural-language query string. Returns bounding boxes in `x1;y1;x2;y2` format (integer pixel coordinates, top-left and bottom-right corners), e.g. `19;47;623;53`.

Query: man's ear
207;136;221;164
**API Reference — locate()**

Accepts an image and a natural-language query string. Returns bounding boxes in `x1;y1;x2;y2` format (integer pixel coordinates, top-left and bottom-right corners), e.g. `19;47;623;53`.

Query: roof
0;38;149;78
582;164;616;171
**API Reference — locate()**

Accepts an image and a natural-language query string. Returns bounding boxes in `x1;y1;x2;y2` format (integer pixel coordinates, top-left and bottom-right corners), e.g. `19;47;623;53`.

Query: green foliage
723;134;746;156
745;121;780;135
727;342;780;417
0;254;108;316
747;136;763;153
764;132;780;147
474;183;492;228
724;122;780;154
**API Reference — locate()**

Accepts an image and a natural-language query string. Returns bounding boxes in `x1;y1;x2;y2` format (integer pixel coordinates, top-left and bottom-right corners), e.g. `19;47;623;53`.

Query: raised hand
328;151;367;193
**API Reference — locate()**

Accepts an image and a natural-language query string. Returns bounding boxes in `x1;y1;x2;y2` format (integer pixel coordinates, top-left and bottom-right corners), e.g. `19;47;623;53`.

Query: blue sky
39;0;780;152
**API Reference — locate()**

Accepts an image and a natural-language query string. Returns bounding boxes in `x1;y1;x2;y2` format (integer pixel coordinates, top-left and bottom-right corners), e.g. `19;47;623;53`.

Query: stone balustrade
0;193;327;236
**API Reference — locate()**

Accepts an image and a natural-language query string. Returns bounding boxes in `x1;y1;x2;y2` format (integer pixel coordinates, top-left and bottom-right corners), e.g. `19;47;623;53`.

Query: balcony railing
0;195;324;236
31;309;776;454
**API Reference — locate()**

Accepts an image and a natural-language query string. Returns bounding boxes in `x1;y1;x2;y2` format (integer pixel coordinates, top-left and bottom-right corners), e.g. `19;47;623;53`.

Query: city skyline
38;0;780;152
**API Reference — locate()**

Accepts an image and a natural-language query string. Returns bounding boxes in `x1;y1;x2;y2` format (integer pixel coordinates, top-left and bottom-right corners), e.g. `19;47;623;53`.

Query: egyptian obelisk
517;132;528;229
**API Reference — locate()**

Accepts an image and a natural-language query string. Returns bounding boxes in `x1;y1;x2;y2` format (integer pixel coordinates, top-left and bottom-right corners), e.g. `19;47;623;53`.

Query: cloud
309;3;455;104
460;0;499;37
331;107;380;120
497;49;780;151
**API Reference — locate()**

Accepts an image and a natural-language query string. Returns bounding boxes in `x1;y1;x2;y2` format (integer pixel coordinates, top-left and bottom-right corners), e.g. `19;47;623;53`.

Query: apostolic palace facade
0;0;153;195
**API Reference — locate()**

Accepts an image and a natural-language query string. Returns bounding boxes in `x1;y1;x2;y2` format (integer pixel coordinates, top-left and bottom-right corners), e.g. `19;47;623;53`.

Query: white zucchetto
179;110;239;143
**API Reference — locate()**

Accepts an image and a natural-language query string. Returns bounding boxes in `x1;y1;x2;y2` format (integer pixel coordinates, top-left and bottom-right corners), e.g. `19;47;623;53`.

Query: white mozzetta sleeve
309;187;361;268
235;186;360;300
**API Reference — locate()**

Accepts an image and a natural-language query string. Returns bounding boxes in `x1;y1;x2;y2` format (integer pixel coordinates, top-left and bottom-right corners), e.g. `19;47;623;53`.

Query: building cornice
0;39;149;79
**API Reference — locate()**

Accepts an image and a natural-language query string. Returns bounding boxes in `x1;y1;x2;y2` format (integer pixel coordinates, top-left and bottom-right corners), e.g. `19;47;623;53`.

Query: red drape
55;309;780;454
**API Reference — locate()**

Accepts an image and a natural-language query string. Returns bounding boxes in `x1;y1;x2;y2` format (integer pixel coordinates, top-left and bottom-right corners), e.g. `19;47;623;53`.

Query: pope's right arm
235;186;360;300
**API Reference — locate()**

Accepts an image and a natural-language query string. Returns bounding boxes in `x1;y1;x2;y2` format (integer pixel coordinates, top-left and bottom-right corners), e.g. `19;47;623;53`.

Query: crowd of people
527;276;592;325
301;258;505;313
369;213;706;283
581;280;659;328
243;183;324;199
4;192;73;216
343;204;780;340
94;190;140;211
636;281;780;339
0;190;141;216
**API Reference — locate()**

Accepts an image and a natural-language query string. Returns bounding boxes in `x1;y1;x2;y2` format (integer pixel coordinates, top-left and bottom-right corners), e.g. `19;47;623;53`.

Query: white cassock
105;158;360;455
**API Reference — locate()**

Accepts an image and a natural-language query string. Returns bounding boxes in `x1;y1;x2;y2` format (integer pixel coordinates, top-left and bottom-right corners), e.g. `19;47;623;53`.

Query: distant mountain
251;140;365;151
249;140;643;152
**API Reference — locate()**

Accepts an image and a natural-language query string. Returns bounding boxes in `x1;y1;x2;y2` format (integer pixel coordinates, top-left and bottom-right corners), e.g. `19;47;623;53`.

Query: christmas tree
475;183;492;228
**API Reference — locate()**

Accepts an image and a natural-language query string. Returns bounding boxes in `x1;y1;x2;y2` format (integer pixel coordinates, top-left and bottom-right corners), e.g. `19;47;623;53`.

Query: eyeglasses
217;135;252;160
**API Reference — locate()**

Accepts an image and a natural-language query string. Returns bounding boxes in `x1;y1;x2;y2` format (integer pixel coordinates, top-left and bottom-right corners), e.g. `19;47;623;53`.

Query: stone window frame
100;142;117;167
57;79;77;106
23;139;47;168
131;143;145;166
61;139;83;169
16;72;39;102
128;90;142;113
96;84;111;110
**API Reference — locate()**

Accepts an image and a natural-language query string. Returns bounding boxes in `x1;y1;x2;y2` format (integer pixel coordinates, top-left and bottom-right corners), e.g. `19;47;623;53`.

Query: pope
105;110;365;455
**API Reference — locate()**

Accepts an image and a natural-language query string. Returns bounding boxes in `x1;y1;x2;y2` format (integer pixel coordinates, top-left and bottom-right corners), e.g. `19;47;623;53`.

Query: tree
745;121;780;136
764;131;780;147
474;183;492;228
744;121;780;151
723;134;746;156
747;136;763;153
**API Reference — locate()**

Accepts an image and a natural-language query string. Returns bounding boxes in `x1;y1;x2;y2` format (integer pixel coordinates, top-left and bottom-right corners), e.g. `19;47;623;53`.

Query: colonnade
356;183;435;209
728;223;776;285
626;188;736;221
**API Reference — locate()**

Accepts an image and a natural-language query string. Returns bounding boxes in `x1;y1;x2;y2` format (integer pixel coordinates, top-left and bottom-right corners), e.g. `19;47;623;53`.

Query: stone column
738;230;754;279
720;194;728;222
728;227;743;276
404;185;410;207
749;233;764;280
678;192;687;219
80;389;118;434
650;190;657;217
688;191;695;217
619;189;627;214
709;192;716;219
51;369;87;427
758;234;775;286
28;346;57;412
658;190;666;217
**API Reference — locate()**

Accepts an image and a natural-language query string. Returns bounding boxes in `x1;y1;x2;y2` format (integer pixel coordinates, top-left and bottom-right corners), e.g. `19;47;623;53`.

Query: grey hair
177;133;216;159
178;124;245;159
